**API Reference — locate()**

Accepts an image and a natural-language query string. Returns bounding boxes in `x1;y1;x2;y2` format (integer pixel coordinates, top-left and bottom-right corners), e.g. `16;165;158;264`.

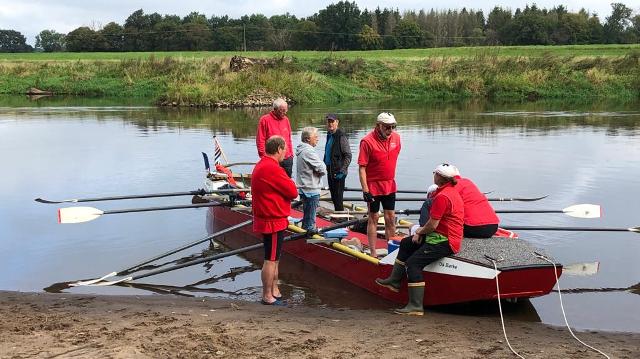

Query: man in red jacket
252;135;299;305
256;98;294;177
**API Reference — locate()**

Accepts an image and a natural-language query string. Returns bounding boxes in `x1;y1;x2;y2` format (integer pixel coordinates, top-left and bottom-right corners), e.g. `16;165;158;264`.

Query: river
1;97;639;332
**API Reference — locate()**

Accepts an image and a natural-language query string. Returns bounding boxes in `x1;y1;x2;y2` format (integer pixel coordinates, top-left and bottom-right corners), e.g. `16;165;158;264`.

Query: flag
213;141;223;165
213;136;228;165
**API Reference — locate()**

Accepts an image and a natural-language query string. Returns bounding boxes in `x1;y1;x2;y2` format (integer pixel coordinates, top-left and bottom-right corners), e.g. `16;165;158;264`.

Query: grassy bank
1;46;639;104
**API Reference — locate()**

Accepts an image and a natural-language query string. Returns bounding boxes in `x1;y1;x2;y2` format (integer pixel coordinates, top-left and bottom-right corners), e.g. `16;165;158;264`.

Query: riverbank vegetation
1;48;638;105
2;2;639;54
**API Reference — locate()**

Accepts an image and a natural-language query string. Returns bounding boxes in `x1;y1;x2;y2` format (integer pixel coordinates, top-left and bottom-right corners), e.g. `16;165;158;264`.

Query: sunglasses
326;118;337;122
382;124;396;130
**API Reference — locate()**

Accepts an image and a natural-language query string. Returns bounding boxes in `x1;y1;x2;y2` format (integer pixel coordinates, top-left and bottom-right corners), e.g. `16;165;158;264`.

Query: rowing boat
200;167;563;306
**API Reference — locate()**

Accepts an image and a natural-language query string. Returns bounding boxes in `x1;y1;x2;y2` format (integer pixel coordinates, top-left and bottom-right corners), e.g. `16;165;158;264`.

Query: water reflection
1;96;639;332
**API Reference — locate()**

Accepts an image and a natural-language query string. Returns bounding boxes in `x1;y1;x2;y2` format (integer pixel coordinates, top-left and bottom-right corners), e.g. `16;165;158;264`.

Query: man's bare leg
271;261;281;298
367;212;380;257
384;210;396;240
262;260;277;302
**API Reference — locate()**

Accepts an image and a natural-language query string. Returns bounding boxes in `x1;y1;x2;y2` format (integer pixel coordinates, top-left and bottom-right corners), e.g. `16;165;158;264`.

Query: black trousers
280;156;293;178
327;174;346;211
397;236;453;283
464;224;498;238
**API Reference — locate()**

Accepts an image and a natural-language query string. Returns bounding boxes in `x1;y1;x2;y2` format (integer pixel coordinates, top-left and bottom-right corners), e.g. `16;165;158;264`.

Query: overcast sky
1;1;635;45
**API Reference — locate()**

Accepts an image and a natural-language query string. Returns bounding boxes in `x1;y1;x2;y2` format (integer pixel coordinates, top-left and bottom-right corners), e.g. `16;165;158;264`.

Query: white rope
489;258;526;359
535;253;610;359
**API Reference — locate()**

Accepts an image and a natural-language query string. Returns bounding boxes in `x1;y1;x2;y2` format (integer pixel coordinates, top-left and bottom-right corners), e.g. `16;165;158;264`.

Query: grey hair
273;98;287;110
300;126;318;143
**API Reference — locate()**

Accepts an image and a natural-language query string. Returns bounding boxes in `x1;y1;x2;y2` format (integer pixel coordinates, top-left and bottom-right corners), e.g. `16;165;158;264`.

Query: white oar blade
70;272;118;286
563;262;600;276
58;206;104;224
562;204;601;219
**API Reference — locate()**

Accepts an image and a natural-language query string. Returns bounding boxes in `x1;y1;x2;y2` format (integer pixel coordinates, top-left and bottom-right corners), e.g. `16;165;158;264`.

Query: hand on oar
57;201;248;224
36;187;248;204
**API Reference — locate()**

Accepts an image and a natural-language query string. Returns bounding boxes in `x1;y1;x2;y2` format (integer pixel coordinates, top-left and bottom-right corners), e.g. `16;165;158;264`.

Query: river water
1;97;639;332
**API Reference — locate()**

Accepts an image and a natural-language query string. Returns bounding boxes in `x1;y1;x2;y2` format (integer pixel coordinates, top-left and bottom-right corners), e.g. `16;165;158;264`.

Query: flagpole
214;136;230;165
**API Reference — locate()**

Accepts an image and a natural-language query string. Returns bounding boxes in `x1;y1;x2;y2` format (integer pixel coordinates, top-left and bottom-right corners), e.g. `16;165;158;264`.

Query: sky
0;1;635;46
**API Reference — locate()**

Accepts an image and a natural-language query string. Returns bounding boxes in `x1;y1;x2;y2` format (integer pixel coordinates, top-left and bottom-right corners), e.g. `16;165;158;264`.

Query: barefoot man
252;135;298;305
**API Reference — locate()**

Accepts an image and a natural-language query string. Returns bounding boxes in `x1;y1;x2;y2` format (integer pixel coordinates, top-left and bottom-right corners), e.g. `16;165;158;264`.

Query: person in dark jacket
323;114;352;211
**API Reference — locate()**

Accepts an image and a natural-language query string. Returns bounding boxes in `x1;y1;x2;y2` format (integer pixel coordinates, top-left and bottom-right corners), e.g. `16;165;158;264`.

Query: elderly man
323;114;352;211
358;112;401;258
296;127;327;232
252;135;298;305
256;98;294;177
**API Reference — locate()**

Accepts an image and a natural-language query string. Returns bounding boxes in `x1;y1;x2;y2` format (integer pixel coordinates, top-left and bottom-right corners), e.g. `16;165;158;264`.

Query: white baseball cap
376;112;396;124
434;163;457;178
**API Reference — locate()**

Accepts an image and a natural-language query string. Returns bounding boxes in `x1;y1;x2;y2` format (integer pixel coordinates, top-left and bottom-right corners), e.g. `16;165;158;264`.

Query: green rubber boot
394;283;425;316
375;261;405;293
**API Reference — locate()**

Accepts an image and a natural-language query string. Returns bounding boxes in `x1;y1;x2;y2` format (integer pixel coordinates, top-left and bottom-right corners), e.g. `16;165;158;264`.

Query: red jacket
430;183;464;253
357;130;401;196
256;111;293;158
251;156;298;233
454;176;499;226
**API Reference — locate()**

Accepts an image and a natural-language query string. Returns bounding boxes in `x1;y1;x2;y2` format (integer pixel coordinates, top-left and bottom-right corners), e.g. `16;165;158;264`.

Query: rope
487;257;526;359
534;253;610;359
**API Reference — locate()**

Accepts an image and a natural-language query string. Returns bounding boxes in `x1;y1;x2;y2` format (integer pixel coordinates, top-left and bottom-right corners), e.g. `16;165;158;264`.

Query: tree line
1;1;639;53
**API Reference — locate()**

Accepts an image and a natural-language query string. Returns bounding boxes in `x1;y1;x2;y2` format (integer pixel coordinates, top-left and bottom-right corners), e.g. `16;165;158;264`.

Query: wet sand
1;291;638;358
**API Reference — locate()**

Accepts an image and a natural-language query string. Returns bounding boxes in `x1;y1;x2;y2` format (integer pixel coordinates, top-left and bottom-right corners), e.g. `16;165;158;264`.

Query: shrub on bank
0;54;638;104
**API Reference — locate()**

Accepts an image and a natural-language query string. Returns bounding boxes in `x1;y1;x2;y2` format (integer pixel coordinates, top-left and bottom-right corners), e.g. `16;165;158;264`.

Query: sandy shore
1;291;638;358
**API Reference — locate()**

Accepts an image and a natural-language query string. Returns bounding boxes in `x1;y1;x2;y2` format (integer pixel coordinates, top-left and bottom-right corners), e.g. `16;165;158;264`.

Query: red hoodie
256;111;293;158
251;156;298;233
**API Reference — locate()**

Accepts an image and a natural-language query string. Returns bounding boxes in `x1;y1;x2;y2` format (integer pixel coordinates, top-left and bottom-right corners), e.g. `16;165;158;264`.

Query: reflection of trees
1;97;639;138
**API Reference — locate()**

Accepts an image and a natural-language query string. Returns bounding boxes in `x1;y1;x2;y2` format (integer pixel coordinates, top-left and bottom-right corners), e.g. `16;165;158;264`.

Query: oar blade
58;206;104;224
562;204;602;219
563;262;600;276
35;197;76;204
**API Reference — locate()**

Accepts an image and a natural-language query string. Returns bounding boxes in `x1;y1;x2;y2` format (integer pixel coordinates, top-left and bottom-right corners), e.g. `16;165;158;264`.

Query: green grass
0;46;639;104
1;44;640;61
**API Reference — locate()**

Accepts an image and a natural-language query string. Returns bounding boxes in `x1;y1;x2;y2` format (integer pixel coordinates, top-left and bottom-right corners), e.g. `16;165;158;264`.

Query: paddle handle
118;219;254;275
105;202;231;215
131;217;365;281
501;226;636;232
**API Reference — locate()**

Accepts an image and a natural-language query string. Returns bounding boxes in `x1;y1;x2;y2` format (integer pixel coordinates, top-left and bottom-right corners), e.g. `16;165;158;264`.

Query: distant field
1;44;639;61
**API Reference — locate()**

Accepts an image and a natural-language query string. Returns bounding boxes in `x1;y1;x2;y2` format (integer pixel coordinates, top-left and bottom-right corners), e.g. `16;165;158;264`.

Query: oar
36;188;248;204
389;204;601;219
562;262;599;276
96;217;365;284
327;195;548;203
72;219;253;286
340;187;494;195
501;225;640;233
58;201;246;224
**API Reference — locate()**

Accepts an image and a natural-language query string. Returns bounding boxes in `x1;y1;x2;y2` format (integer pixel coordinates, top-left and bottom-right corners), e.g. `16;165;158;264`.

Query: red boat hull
208;205;562;306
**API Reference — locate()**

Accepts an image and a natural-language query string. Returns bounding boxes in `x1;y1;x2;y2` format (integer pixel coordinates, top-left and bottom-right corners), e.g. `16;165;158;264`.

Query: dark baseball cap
325;113;338;121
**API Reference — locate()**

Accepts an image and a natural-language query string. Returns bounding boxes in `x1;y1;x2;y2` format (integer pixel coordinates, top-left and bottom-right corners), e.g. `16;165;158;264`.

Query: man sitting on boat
376;164;464;316
296;127;327;232
418;165;499;238
252;135;299;305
